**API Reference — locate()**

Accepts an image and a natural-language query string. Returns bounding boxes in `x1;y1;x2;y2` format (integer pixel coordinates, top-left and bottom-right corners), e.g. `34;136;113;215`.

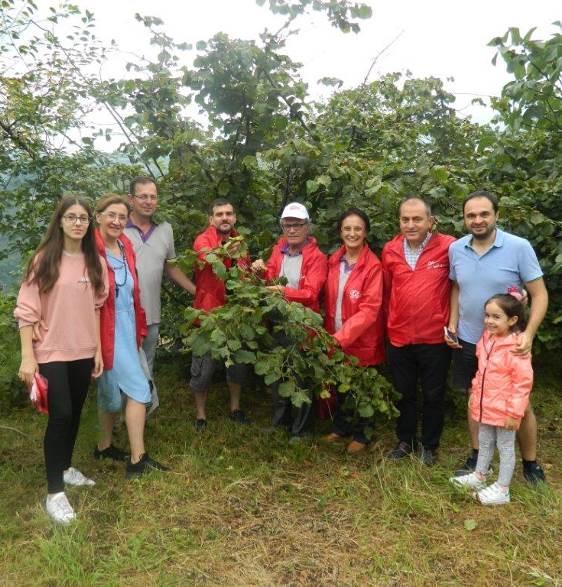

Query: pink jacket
469;331;533;426
14;252;108;364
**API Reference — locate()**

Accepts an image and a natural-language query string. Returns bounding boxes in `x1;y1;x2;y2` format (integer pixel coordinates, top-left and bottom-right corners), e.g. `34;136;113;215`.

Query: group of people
15;179;548;524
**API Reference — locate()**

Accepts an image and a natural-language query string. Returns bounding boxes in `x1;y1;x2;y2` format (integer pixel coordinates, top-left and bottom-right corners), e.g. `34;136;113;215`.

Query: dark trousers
388;343;451;450
271;385;313;437
270;328;313;437
40;359;93;493
332;392;370;444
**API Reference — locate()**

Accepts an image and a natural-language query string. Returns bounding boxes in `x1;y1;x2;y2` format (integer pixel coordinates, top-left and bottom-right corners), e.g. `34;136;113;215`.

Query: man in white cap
252;202;328;439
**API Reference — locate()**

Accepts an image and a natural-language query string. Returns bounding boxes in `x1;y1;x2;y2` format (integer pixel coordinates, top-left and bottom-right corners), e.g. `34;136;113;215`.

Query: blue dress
97;248;151;412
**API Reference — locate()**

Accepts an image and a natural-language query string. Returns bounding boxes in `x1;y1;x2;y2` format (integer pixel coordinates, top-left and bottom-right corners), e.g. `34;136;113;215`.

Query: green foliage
179;240;396;428
0;291;25;410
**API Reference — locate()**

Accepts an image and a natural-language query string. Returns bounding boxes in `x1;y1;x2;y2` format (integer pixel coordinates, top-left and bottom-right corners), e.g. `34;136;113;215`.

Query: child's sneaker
63;467;95;487
45;492;76;525
477;482;510;505
449;472;486;490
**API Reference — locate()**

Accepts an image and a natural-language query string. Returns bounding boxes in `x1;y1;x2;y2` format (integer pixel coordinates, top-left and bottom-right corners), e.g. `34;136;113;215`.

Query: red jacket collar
328;243;372;269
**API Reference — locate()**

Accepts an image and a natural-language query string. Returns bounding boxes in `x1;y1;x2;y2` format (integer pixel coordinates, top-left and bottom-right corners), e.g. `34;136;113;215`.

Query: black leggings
39;359;93;493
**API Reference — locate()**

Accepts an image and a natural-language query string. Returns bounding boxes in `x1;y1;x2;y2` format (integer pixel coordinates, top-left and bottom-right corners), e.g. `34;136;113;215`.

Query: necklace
108;242;127;298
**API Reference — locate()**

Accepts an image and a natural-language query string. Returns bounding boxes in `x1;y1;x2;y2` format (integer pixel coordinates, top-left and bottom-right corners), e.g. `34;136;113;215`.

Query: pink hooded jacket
469;331;533;426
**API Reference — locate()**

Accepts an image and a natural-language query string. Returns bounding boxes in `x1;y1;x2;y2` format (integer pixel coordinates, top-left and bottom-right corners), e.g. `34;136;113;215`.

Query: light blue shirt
449;228;543;344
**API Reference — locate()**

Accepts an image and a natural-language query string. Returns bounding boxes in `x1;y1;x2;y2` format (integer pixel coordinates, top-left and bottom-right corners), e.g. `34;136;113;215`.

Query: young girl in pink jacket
450;292;533;505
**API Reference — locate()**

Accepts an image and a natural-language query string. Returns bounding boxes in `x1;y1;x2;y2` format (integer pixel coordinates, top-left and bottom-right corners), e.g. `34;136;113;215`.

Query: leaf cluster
179;243;396;427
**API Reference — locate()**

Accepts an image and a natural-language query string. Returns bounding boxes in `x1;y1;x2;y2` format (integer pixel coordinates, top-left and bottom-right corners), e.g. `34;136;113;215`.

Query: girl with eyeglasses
14;196;108;525
94;194;167;478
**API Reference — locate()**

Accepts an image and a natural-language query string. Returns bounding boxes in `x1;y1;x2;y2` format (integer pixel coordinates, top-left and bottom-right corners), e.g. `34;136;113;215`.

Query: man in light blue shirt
446;190;548;483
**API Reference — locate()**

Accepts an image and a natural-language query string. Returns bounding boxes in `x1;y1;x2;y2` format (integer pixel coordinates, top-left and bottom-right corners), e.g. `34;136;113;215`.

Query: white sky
60;0;561;129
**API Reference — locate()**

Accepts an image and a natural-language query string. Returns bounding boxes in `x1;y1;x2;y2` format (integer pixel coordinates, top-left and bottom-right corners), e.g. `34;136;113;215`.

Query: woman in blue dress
94;193;167;478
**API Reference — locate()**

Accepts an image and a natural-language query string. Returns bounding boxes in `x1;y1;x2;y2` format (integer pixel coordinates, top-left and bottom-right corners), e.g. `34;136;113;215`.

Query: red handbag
29;372;49;414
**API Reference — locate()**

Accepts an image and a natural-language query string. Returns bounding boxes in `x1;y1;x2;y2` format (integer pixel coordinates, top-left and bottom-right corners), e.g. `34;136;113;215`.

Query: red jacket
193;226;249;312
264;237;327;313
470;331;533;426
324;245;385;366
95;230;147;370
382;232;455;346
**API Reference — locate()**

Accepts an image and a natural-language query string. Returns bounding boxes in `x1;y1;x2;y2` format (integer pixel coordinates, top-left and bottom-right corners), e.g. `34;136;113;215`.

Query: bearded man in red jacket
190;199;249;430
382;197;455;465
252;202;328;440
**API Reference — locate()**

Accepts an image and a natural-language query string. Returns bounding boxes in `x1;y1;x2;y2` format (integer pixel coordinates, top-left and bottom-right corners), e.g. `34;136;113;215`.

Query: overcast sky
68;0;561;125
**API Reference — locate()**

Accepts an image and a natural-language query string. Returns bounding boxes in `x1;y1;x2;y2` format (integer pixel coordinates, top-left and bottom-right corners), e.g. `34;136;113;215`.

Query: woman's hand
251;259;266;273
504;416;521;431
32;319;48;342
18;356;38;389
92;348;104;379
266;285;284;293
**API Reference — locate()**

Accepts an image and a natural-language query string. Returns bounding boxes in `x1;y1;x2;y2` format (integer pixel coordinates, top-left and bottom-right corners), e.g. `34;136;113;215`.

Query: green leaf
234;349;256;364
278;381;295;397
464;519;478;531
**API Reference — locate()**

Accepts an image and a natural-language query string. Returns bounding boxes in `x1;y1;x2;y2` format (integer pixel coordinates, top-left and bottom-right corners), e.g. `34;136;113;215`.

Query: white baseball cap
281;202;309;221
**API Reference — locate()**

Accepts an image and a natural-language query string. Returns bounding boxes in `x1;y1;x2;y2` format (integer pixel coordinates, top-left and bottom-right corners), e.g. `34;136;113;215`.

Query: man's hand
92;349;104;379
224;239;241;256
18;356;38;388
512;331;533;356
251;259;266;273
504;416;521;431
32;320;48;342
444;324;462;349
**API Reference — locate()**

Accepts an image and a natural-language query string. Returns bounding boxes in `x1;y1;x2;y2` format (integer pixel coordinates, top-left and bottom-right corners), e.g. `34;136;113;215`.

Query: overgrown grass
1;357;561;586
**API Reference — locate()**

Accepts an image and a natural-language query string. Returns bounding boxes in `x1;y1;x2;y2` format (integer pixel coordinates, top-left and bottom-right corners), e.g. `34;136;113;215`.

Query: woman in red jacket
94;194;167;478
322;208;385;454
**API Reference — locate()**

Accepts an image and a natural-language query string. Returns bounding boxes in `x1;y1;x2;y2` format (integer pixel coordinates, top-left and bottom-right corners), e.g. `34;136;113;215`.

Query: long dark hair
485;293;528;332
23;196;104;295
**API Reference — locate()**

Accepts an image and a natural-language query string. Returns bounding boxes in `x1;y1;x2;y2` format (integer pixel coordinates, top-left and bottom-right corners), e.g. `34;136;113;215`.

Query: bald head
399;197;434;247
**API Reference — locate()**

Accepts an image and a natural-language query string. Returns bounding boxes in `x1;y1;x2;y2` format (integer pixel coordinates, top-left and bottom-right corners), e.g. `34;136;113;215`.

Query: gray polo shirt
124;221;176;325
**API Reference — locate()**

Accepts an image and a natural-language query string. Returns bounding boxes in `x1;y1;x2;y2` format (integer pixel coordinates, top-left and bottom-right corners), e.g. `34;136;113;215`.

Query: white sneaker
449;472;486;490
45;492;76;525
477;482;510;505
63;467;95;487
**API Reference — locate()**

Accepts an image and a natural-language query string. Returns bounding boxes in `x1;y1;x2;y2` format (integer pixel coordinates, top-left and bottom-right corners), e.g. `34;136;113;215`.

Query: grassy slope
0;358;560;586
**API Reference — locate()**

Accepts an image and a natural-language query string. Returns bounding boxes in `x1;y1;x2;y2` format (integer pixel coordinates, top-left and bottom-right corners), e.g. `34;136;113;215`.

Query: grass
0;357;561;586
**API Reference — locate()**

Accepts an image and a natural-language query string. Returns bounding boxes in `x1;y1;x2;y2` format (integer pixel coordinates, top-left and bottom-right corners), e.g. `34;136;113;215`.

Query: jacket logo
349;289;361;300
426;260;447;270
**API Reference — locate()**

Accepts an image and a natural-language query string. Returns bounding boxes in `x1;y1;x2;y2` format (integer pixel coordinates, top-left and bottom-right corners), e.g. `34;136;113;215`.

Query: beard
470;225;496;241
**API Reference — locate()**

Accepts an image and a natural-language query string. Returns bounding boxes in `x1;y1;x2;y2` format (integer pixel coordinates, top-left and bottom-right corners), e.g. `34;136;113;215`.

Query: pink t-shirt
14;252;108;364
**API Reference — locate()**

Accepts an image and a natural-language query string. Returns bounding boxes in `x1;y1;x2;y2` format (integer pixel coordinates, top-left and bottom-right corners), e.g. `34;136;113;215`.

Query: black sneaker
419;446;436;466
230;409;249;424
93;444;129;462
387;441;413;460
126;453;169;479
454;454;478;476
523;461;546;484
194;418;207;432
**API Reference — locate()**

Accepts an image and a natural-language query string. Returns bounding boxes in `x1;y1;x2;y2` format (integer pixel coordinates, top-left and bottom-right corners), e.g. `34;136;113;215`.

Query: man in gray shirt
124;177;196;383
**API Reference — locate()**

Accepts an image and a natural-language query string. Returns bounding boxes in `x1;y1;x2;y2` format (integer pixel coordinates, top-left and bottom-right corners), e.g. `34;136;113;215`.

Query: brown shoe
322;433;348;443
346;440;367;454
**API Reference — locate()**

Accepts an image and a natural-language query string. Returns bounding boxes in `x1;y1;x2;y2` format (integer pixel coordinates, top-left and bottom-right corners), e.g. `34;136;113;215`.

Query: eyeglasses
62;214;91;225
101;211;129;223
133;194;158;202
281;221;307;230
